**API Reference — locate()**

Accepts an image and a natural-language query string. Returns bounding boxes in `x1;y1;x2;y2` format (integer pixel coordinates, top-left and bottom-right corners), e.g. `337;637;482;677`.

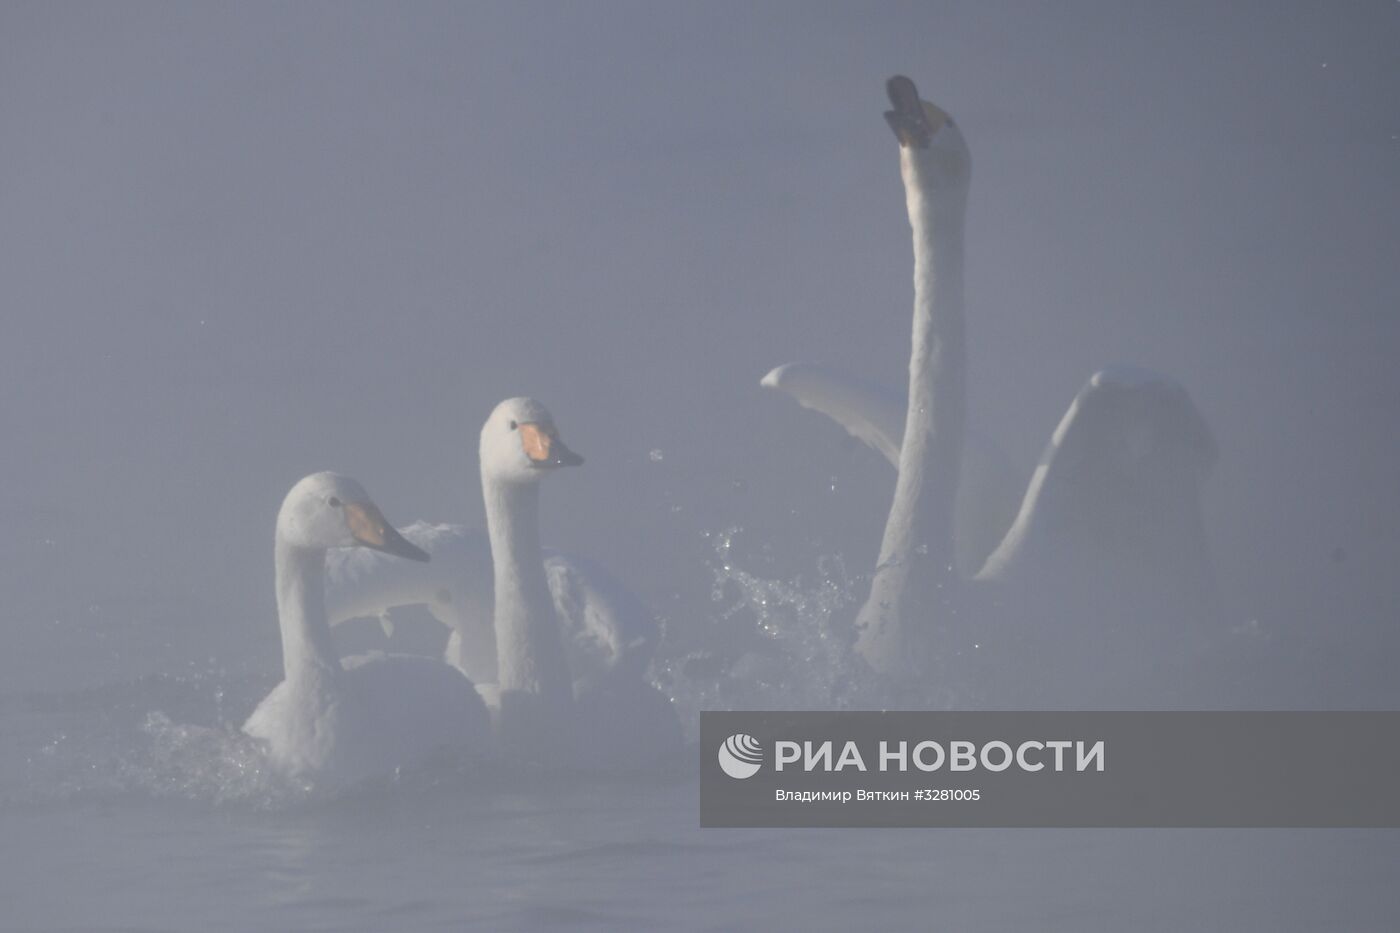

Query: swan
763;78;1222;700
852;76;971;676
968;367;1221;704
759;361;1023;576
327;399;681;769
976;367;1218;600
770;360;1220;605
242;472;490;782
477;398;581;746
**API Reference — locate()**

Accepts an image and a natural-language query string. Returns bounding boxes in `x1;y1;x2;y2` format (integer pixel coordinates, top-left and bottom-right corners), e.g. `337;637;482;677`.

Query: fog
2;1;1398;928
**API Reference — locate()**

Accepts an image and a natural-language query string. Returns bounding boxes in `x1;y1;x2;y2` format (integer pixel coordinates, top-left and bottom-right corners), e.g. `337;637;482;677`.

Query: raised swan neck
854;124;970;676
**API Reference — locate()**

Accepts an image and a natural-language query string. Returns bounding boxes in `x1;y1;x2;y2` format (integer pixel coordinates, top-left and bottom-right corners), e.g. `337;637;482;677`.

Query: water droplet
648;448;664;462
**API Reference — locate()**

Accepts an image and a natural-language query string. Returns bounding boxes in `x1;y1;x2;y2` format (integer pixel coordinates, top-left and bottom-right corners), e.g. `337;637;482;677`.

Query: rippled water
6;765;1399;931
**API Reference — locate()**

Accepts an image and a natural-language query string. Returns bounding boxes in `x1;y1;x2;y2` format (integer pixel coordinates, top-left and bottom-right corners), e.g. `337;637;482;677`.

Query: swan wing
760;362;905;467
325;522;488;625
761;361;1025;576
543;551;659;687
325;523;661;690
326;522;498;683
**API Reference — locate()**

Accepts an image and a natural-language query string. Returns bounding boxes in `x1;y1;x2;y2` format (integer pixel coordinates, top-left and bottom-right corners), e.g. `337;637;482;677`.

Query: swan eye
327;496;342;508
508;420;518;430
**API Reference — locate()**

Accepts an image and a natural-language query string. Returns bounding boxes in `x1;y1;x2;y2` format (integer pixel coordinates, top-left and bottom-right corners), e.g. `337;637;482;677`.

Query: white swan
852;77;971;676
759;361;1023;576
763;79;1221;700
242;472;490;782
969;367;1220;705
762;357;1221;700
977;366;1218;601
478;398;581;743
327;399;680;769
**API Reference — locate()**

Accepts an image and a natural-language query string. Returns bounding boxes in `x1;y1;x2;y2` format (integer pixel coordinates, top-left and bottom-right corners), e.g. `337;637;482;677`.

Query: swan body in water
243;472;490;783
328;399;680;769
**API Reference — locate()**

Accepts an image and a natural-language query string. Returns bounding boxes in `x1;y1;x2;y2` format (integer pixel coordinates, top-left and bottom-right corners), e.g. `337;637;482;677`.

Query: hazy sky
2;1;1397;694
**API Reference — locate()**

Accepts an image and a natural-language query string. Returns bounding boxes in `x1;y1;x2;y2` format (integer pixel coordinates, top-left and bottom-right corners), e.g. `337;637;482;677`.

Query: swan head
480;397;584;484
277;471;430;560
884;75;969;186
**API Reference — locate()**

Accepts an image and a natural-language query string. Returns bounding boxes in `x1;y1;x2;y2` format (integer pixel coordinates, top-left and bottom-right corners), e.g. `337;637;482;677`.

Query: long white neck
273;536;341;682
855;144;969;675
483;474;573;706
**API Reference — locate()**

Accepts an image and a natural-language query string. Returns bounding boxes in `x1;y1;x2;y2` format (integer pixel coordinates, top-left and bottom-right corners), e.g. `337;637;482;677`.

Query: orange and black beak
344;501;430;562
519;422;584;469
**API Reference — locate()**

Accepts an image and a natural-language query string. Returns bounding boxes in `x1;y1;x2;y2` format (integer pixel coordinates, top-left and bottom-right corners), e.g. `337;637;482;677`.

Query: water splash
658;528;878;726
0;666;497;809
649;527;1006;734
135;711;314;807
2;668;320;809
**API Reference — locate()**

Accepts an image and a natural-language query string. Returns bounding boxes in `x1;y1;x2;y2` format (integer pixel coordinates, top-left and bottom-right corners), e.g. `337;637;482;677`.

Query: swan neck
902;148;968;362
483;475;572;702
854;145;969;673
976;398;1077;581
888;146;968;568
274;537;341;681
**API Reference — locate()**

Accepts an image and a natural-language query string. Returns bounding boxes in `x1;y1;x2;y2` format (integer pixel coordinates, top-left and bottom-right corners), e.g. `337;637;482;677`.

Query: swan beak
344;501;430;562
520;422;585;469
883;75;950;149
